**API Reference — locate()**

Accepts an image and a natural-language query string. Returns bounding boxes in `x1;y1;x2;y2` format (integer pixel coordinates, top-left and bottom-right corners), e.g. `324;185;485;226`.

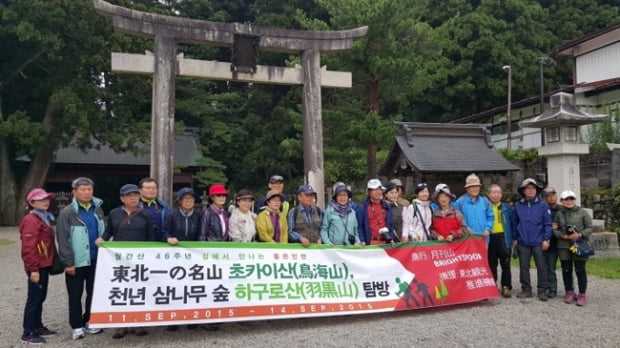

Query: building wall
576;42;620;83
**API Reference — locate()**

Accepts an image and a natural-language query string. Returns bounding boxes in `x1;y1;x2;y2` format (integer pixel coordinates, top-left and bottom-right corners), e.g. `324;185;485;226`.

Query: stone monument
519;92;607;205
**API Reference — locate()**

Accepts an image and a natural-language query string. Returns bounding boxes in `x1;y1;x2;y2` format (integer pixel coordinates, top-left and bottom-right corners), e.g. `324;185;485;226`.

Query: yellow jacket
256;209;288;243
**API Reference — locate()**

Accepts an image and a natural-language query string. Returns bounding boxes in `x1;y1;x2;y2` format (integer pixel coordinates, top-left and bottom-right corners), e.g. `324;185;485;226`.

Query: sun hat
517;178;543;195
176;187;197;201
264;190;285;204
464;173;482;188
209;184;228;196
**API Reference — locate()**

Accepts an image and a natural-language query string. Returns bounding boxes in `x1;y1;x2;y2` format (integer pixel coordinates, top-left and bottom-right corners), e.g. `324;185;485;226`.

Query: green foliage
587;108;620;153
587;258;620;280
499;146;539;160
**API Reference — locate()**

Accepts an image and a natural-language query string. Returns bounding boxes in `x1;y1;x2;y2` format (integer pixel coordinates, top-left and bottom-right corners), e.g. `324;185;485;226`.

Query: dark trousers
23;268;50;334
544;249;559;293
65;260;97;329
561;259;587;294
518;244;548;292
488;233;512;289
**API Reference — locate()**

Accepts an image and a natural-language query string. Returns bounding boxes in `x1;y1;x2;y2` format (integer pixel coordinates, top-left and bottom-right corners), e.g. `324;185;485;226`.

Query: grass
0;238;15;246
586;258;620;279
510;255;620;280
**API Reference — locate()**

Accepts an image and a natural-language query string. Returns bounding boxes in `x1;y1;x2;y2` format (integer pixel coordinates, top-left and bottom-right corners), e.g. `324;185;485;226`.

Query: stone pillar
546;154;582;205
151;35;176;204
301;49;325;208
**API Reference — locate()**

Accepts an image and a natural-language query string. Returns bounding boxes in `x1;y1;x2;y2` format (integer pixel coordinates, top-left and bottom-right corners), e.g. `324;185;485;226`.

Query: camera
379;227;390;240
564;225;577;235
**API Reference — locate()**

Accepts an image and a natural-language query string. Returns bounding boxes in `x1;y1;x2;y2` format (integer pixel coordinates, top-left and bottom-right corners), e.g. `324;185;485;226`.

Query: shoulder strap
414;203;431;240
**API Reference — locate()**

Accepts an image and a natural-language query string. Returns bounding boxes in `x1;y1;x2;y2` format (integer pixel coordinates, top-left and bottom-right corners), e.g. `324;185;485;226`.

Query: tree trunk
0;138;19;225
19;100;61;194
0;99;61;225
367;74;380;179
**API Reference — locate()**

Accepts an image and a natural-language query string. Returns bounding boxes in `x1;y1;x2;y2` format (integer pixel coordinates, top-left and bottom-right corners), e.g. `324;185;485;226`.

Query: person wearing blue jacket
357;179;394;246
512;178;552;301
163;187;202;244
455;174;494;243
487;184;514;298
138;177;172;241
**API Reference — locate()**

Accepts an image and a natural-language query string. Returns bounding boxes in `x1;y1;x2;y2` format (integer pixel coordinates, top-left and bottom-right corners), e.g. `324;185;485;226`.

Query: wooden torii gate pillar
93;0;367;207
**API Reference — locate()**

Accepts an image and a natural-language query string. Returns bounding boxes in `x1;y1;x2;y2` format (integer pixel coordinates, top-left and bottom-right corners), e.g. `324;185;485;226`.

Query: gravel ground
2;226;620;348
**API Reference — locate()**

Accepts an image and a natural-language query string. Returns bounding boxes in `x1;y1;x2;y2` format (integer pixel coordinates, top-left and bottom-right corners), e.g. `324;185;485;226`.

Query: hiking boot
21;332;46;345
84;322;103;335
538;291;548;301
564;290;575;304
576;293;586;306
34;327;56;337
516;290;533;298
501;286;512;298
71;328;85;340
548;291;557;299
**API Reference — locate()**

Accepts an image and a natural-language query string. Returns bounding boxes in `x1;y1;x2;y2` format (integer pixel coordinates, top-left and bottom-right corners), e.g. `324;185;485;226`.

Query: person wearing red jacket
430;186;469;242
19;188;57;345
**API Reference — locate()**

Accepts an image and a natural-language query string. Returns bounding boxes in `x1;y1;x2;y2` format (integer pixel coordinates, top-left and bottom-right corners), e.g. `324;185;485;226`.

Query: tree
0;0;152;224
304;0;449;178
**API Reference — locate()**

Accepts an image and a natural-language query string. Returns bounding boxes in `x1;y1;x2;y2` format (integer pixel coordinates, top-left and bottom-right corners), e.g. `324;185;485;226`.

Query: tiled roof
52;132;201;166
385;122;519;173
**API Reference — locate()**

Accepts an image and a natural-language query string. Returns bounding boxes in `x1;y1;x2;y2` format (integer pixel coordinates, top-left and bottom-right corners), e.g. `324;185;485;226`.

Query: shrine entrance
93;0;367;207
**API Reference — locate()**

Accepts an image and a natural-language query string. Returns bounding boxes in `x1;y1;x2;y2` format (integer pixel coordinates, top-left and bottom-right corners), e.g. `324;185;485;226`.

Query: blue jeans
23;267;50;334
518;244;548;292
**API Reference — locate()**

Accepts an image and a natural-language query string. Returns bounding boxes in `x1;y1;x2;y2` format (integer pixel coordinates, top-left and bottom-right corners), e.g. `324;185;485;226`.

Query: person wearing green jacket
56;177;105;340
553;190;593;307
320;184;360;246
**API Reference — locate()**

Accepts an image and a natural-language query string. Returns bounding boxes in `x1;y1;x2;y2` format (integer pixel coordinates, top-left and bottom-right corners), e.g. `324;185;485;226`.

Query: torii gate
93;0;367;207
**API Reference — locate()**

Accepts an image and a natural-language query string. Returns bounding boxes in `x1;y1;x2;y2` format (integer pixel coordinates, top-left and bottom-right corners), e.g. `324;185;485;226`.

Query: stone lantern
519;92;608;205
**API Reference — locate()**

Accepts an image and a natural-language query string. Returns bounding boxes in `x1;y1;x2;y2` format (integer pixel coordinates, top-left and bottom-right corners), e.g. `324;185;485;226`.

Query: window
565;126;578;141
546;127;560;143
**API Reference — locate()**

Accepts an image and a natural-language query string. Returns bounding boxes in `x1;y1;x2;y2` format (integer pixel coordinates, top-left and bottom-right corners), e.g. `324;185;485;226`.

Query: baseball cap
297;184;316;195
269;175;284;183
26;188;56;202
560;190;576;200
119;184;140;196
542;187;556;197
389;178;404;188
367;179;385;190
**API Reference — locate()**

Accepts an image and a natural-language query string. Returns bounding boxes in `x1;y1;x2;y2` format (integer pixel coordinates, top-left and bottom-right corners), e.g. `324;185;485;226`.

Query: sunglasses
213;194;227;197
563;197;576;201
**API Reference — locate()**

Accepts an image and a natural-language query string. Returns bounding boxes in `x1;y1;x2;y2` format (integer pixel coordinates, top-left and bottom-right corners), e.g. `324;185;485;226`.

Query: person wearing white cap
553;190;593;306
356;179;394;246
513;178;552;301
